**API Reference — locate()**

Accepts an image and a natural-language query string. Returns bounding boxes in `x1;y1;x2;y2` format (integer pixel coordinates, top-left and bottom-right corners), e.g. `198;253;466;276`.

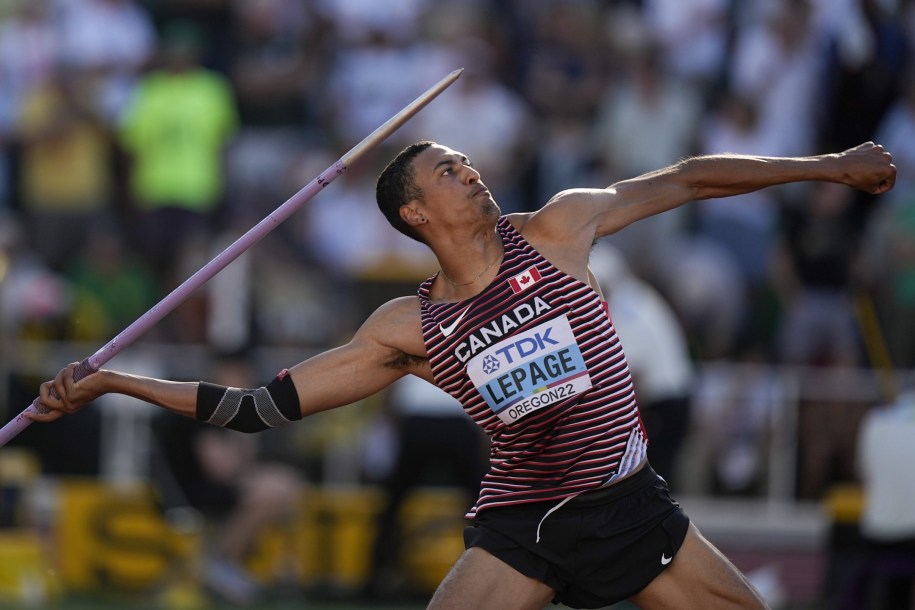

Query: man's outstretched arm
527;141;896;248
517;142;895;278
592;141;896;237
31;297;429;430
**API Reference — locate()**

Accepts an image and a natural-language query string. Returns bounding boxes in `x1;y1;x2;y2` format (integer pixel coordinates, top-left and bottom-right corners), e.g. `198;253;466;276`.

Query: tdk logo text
493;328;557;365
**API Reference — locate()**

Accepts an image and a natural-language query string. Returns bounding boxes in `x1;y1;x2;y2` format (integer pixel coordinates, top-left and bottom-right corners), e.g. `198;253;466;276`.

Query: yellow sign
53;480;467;595
57;480;198;592
0;531;62;605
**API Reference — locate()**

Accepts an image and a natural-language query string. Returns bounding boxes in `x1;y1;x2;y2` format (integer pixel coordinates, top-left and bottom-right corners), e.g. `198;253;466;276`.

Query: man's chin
482;201;501;217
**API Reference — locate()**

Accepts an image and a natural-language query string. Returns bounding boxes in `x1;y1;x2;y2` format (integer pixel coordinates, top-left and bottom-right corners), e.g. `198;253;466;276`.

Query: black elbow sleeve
195;369;302;433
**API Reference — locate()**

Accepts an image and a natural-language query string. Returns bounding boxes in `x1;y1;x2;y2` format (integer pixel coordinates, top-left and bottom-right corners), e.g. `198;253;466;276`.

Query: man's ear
400;202;427;228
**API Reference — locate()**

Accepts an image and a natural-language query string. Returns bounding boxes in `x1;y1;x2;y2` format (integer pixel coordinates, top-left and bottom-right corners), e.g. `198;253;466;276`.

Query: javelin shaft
0;68;463;448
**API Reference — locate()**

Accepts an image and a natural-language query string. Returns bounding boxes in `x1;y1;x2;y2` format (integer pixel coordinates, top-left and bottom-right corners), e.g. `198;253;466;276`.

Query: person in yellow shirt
17;69;114;271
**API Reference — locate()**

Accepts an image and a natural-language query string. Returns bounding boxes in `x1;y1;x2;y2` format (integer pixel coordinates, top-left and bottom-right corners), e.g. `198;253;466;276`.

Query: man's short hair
376;141;434;243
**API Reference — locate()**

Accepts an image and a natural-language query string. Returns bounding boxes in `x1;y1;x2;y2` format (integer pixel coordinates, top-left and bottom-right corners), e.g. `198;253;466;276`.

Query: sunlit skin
398;145;505;300
33;140;896;610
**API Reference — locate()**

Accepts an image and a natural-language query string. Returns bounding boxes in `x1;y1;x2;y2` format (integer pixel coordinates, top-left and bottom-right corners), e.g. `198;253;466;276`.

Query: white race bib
467;315;592;424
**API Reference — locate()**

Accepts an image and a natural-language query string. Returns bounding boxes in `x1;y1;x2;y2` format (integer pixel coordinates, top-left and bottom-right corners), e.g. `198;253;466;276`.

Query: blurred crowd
0;0;913;369
0;0;914;605
0;0;912;496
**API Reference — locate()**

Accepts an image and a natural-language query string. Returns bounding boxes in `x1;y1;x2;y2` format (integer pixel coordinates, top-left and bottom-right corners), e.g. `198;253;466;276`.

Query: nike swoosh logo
661;553;672;566
439;305;472;338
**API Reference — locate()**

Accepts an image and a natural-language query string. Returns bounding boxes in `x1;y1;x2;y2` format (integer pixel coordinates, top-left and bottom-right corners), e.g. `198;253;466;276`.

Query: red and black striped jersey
418;217;647;517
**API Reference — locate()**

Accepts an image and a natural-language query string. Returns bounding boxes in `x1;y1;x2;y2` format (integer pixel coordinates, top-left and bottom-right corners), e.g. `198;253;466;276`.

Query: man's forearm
92;369;303;434
99;370;199;417
673;142;894;200
673;153;841;200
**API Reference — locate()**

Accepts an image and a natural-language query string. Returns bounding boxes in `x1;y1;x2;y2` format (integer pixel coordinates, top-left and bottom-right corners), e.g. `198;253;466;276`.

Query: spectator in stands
222;0;325;230
228;0;322;128
0;0;59;211
56;0;157;124
154;352;305;606
592;41;703;276
860;74;915;370
0;215;70;342
119;21;239;284
772;181;864;368
729;0;824;158
694;89;782;350
816;0;909;153
322;27;427;146
519;1;605;120
63;223;157;343
0;0;60;132
849;378;915;609
314;0;430;46
15;68;116;272
640;0;730;98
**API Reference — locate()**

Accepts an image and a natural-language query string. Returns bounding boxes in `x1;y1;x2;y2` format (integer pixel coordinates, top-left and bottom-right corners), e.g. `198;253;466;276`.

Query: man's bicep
530;188;633;243
285;339;409;416
285;297;427;416
591;175;697;237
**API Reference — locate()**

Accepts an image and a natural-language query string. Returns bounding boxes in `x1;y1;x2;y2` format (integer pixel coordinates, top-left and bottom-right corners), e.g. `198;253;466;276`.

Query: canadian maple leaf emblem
509;267;542;294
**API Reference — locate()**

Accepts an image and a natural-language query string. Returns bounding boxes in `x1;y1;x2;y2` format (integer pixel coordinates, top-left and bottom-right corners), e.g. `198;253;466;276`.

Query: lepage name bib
467;315;593;424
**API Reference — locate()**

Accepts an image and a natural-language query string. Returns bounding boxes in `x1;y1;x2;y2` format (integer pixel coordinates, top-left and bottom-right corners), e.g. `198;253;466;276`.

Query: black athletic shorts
464;464;690;609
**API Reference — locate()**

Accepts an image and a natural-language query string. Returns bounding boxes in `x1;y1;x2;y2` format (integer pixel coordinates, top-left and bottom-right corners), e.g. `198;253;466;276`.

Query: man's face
407;144;499;228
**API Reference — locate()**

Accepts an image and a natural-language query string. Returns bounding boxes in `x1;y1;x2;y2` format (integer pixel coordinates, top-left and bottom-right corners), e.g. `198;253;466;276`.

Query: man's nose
463;166;481;184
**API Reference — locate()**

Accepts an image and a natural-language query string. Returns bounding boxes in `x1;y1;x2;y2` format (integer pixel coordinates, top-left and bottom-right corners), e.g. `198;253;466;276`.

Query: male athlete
34;140;895;609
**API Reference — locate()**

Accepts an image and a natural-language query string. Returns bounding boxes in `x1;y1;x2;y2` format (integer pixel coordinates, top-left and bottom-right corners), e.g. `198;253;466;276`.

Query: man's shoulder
371;298;425;340
374;295;422;320
508;189;600;239
358;296;426;356
503;212;533;233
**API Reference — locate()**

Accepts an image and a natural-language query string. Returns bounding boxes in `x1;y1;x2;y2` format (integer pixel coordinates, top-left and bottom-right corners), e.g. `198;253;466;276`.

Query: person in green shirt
120;21;239;279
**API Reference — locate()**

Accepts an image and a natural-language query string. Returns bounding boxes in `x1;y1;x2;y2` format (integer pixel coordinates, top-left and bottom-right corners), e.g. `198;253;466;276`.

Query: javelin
0;68;464;448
